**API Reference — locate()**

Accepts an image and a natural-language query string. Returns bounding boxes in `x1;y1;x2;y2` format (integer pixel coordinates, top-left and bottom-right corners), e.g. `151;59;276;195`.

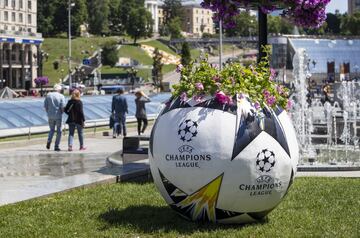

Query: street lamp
219;19;223;70
68;0;75;89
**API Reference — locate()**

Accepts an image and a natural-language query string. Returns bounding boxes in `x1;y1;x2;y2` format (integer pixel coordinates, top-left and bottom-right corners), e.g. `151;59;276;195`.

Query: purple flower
266;95;277;107
215;91;232;105
195;82;204;91
238;93;244;100
254;102;261;110
276;85;284;94
193;94;205;103
176;64;183;73
34;76;49;86
180;92;188;102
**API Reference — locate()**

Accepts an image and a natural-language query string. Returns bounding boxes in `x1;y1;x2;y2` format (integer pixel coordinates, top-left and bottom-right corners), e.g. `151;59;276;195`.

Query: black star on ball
178;119;199;142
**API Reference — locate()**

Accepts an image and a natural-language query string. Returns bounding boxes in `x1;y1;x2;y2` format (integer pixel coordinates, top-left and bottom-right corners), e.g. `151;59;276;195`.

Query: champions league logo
239;149;282;196
256;149;276;173
164;119;211;168
178;119;198;142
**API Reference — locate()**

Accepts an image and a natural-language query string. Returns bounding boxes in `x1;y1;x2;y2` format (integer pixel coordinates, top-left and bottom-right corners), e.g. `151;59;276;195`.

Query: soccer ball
150;96;299;224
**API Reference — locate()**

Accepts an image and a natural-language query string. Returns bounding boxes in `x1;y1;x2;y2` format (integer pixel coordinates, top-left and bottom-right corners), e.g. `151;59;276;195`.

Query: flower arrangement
173;48;291;111
34;76;49;86
200;0;331;29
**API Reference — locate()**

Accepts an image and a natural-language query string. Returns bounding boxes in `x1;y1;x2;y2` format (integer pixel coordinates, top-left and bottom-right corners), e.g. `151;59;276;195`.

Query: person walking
135;91;151;135
64;89;86;151
112;88;128;138
44;84;66;151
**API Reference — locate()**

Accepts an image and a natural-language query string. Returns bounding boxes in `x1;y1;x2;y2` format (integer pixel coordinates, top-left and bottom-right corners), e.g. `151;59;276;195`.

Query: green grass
191;49;201;60
0;178;359;238
141;40;177;55
118;45;153;65
42;37;118;85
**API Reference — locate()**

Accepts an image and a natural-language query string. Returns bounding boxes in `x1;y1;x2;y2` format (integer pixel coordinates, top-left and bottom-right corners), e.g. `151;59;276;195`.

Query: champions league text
165;154;212;168
239;181;282;196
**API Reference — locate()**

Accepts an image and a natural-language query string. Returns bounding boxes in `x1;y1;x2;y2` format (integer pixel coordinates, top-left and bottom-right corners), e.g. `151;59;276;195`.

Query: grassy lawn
0;177;358;238
42;37;118;85
118;45;153;65
141;40;177;55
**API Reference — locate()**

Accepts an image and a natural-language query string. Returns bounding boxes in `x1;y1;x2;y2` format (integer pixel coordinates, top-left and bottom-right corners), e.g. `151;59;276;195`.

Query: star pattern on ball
256;149;276;173
178;119;199;142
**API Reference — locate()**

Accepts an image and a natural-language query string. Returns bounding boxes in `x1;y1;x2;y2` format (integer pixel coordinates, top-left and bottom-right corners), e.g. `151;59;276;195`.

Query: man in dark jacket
112;88;128;138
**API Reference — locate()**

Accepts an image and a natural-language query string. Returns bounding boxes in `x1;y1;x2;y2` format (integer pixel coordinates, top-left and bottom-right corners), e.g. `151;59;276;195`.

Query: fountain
290;49;360;170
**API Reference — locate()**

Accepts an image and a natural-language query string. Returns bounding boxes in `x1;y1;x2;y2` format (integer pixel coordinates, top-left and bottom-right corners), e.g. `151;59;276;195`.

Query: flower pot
149;96;299;224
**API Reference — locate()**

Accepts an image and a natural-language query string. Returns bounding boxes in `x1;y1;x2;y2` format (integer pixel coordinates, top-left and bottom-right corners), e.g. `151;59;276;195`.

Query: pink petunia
215;91;232;104
180;92;188;102
176;64;183;73
254;102;261;110
195;82;204;91
266;95;276;107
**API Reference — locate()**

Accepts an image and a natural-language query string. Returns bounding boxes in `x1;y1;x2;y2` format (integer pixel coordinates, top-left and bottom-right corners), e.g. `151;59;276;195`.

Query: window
27;14;31;24
4;11;8;21
19;13;23;23
11;12;15;22
27;28;32;32
196;17;198;23
5;0;9;7
20;0;23;8
11;0;15;8
11;26;15;31
28;0;31;9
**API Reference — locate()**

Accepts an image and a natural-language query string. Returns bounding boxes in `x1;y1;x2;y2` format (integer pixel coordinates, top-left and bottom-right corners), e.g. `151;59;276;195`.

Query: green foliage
168;17;183;39
152;48;164;90
268;15;293;35
0;178;359;237
38;0;88;37
180;42;191;66
108;0;123;35
341;12;360;35
326;12;341;34
102;42;119;67
162;0;184;24
173;46;289;109
87;0;110;35
126;7;153;44
225;11;257;37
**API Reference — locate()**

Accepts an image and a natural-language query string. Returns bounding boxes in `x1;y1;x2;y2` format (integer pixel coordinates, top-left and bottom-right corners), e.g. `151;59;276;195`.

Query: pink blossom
180;92;188;102
215;82;222;88
215;91;232;104
238;93;244;100
193;95;205;103
212;75;221;82
195;82;204;91
276;85;284;94
266;95;277;107
270;68;276;81
254;102;261;110
176;64;183;73
263;90;271;98
286;100;293;110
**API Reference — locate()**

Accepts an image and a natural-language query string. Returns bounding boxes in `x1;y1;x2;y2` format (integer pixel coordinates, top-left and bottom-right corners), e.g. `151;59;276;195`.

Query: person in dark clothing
135;91;151;135
64;89;86;151
112;88;128;138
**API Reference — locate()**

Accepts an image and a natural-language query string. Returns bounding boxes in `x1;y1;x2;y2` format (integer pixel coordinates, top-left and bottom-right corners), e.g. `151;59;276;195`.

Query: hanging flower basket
201;0;331;28
149;51;299;224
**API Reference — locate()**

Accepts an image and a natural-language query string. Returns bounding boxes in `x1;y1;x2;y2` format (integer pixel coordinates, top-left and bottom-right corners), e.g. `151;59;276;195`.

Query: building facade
0;0;43;89
182;5;215;37
145;0;159;33
348;0;360;15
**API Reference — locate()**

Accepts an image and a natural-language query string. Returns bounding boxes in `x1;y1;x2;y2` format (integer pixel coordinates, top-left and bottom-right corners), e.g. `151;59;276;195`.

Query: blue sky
192;0;347;13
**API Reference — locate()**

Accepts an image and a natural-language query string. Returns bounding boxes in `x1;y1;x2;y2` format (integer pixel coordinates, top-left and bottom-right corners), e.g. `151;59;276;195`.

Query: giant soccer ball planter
149;97;299;224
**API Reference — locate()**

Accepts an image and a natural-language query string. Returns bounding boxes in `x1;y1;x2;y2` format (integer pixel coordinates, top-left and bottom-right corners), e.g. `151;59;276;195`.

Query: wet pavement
0;130;150;206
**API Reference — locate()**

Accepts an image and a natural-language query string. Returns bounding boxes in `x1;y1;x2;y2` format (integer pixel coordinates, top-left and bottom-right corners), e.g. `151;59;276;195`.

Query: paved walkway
0;128;150;206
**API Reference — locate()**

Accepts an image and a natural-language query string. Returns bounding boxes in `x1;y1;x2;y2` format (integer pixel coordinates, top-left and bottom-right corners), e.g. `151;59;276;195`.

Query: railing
0;29;42;39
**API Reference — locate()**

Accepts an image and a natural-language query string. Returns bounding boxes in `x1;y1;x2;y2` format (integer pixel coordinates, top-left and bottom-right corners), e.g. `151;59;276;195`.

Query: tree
341;12;360;35
108;0;123;35
168;17;183;39
162;0;184;24
119;0;145;34
325;12;341;35
225;11;257;37
152;48;164;91
268;15;293;35
102;42;118;67
180;42;191;66
87;0;110;35
126;7;153;44
38;0;87;37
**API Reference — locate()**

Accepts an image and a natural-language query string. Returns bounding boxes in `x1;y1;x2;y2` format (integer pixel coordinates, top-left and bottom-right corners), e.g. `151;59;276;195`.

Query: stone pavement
0;128;150;206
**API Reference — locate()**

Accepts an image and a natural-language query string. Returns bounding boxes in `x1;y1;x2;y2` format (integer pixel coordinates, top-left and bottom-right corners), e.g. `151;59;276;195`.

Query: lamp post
68;0;75;89
219;19;223;70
